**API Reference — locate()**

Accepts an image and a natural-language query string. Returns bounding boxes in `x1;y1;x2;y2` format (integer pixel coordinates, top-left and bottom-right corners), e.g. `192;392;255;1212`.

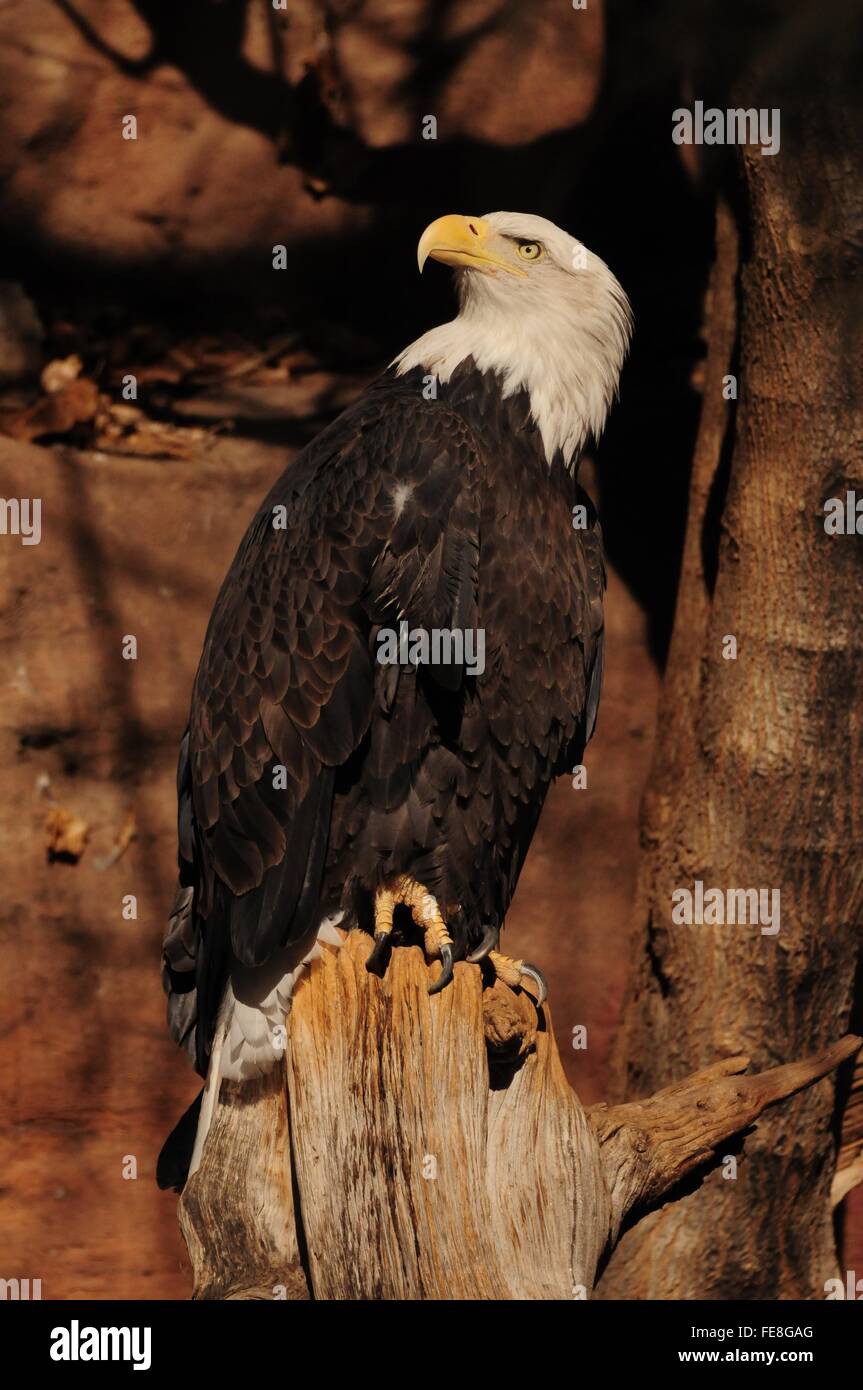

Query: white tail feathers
188;914;345;1179
222;912;345;1081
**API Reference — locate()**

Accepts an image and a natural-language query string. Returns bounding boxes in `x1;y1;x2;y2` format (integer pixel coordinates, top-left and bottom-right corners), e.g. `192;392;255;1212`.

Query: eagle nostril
468;222;479;235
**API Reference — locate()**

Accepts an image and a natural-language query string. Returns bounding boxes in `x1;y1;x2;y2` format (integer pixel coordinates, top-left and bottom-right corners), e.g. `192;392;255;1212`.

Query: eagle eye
516;241;543;262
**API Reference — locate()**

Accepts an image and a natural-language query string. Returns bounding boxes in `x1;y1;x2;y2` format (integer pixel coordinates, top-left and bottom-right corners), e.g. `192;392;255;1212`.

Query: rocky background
0;0;857;1298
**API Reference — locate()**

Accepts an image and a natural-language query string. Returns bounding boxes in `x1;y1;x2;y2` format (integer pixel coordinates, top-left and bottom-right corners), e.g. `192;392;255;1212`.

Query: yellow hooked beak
416;214;527;277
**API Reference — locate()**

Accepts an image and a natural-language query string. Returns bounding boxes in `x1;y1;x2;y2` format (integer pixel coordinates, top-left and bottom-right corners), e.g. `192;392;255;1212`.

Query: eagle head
395;211;632;468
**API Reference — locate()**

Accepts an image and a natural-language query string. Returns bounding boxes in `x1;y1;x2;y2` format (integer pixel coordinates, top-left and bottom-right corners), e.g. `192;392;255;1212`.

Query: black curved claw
428;943;454;995
520;962;548;1008
466;922;499;964
365;932;392;975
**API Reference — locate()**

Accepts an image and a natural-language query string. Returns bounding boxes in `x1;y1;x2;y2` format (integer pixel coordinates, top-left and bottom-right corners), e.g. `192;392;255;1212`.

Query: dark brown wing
569;484;606;757
163;377;481;1072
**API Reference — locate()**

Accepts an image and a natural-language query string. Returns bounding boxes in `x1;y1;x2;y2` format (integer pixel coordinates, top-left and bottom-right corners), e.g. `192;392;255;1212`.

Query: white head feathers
394;211;632;468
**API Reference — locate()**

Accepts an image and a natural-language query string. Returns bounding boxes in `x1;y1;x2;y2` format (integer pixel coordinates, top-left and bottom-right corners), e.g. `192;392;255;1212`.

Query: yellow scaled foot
488;949;548;1006
366;874;454;995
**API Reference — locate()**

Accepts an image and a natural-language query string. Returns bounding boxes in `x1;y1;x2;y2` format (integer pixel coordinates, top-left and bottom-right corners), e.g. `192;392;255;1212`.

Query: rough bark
833;1052;863;1208
600;110;863;1298
178;930;859;1299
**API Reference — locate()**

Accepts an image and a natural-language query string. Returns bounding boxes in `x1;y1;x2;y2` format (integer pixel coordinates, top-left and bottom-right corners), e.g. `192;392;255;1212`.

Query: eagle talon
466;922;499;963
519;961;548;1007
365;931;392;975
428;943;454;995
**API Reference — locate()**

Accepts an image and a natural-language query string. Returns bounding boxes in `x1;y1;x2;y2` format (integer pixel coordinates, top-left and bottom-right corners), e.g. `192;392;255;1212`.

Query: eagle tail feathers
159;913;346;1191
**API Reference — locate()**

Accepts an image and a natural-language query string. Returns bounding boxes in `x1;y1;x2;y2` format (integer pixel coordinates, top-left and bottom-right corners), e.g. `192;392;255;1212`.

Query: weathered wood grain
178;927;860;1300
180;1066;307;1300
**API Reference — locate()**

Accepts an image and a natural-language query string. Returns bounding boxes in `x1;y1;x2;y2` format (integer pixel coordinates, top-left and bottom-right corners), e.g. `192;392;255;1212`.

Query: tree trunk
177;931;858;1299
599;108;863;1298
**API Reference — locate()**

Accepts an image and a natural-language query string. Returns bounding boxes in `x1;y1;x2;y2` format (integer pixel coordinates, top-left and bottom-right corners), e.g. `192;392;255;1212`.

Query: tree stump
176;930;859;1299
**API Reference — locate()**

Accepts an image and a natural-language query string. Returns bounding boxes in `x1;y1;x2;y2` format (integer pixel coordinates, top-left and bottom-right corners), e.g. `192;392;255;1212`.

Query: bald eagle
159;212;631;1183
